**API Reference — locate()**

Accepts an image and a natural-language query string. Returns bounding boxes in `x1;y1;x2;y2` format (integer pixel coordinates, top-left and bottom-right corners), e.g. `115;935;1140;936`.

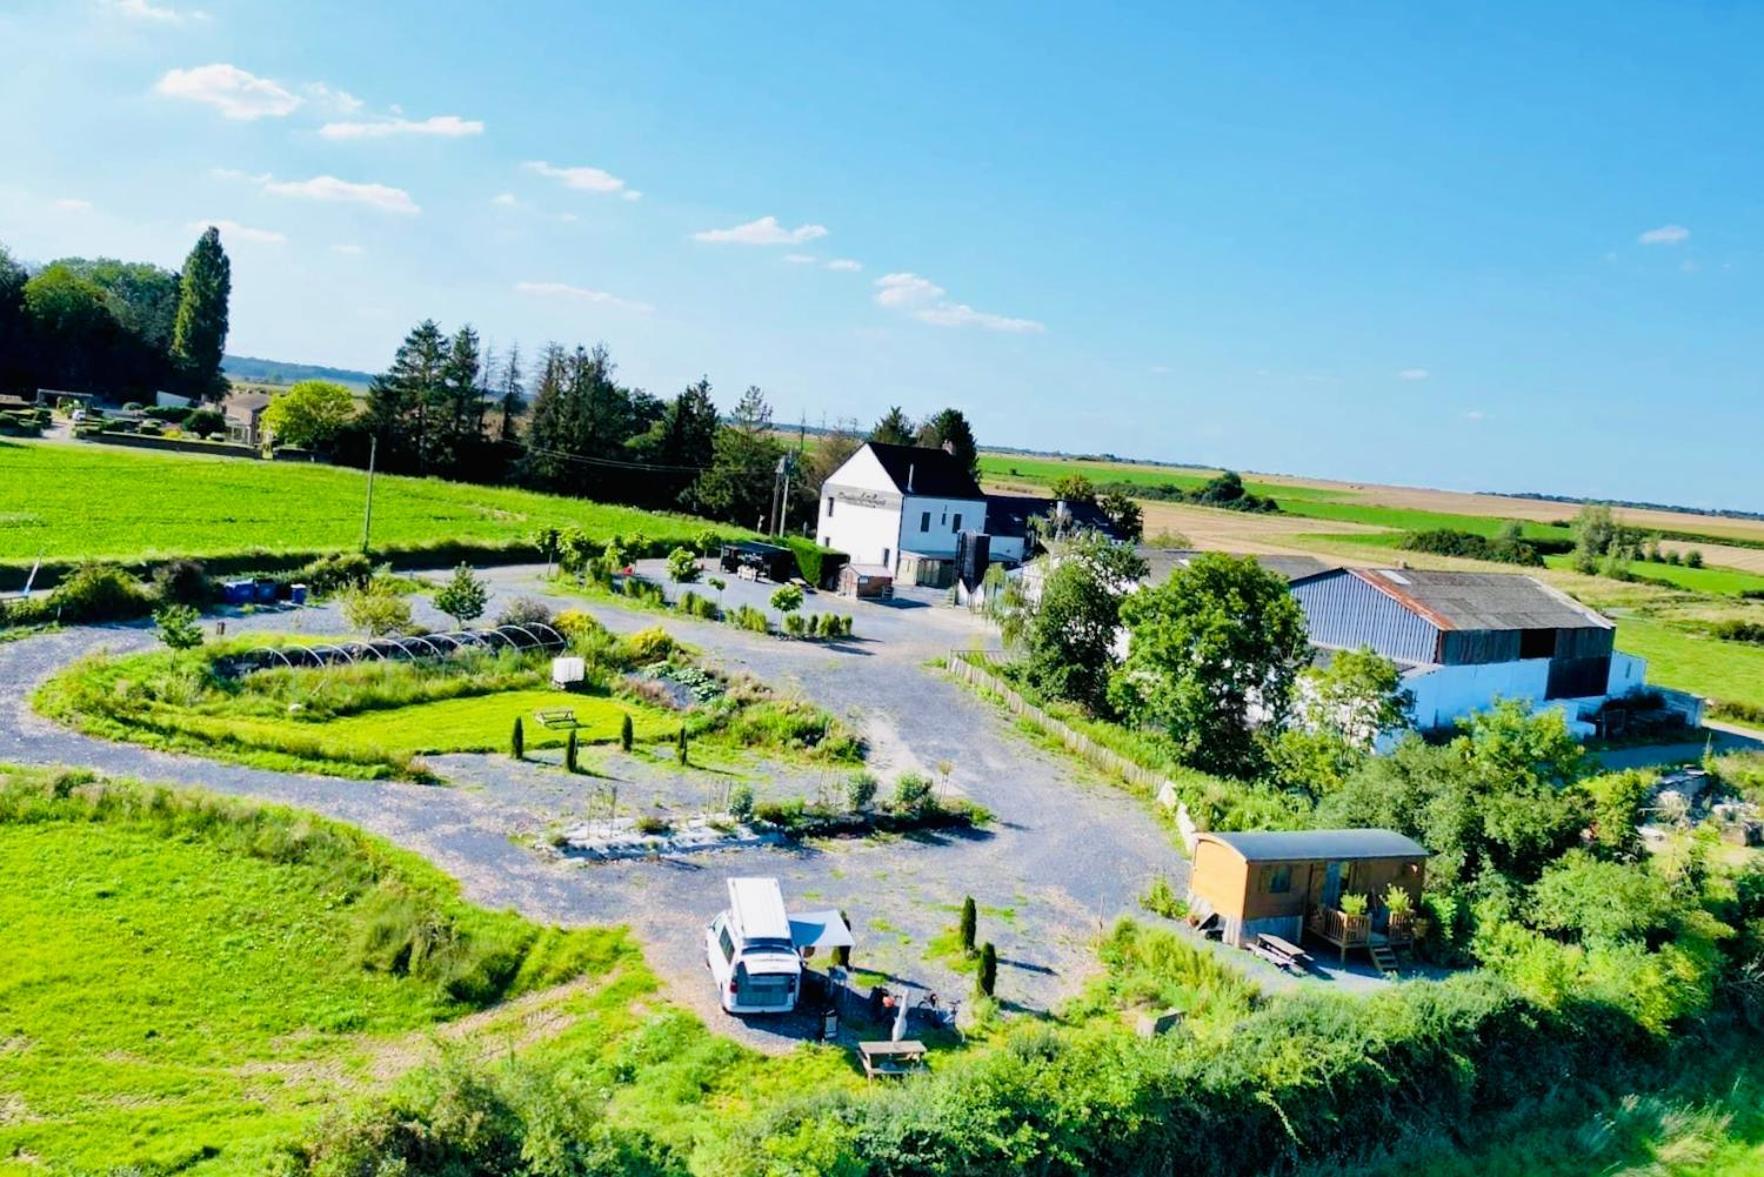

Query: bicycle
913;991;964;1041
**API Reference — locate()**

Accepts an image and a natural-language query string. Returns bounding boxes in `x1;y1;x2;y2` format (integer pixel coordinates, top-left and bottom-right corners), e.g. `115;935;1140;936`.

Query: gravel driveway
0;565;1186;1048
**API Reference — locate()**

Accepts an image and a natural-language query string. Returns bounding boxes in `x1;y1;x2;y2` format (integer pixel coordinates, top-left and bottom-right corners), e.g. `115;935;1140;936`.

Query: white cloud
873;271;945;308
330;243;365;255
491;192;518;206
1638;223;1690;246
303;82;363;115
514;281;653;314
783;253;817;265
522;160;632;196
155;63;302;120
53;197;93;211
111;0;207;22
193;218;286;244
826;258;862;272
1398;367;1430;381
622;190;642;202
873;271;1044;334
261;174;420;215
319;114;483;140
692;215;828;245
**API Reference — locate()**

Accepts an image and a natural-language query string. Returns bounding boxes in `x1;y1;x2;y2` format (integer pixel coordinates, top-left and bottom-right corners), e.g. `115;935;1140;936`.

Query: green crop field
0;439;736;565
978;452;1348;502
1614;616;1764;720
1540;555;1764;598
0;768;646;1173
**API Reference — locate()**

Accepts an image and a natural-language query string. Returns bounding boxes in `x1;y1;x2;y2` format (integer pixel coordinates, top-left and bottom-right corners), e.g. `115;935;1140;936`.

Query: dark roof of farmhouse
1200;828;1430;862
1140;549;1333;586
865;442;985;500
983;493;1117;539
1296;567;1612;633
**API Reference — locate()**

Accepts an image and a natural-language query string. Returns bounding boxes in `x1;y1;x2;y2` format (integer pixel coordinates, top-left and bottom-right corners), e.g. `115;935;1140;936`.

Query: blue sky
2;2;1760;510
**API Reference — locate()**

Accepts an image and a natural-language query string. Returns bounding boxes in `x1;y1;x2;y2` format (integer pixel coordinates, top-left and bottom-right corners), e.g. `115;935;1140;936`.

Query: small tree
666;546;701;583
511;716;525;760
261;379;356;450
565;729;579;773
153;603;203;650
434;564;488;628
770;583;804;624
707;576;727;608
677;725;689;765
959;896;977;955
728;782;755;822
341;583;412;636
1686;548;1705;569
620;713;634;752
977;942;997;997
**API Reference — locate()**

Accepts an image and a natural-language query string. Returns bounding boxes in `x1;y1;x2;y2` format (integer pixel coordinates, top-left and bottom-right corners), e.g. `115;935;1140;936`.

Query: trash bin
290;583;308;606
821;1008;839;1042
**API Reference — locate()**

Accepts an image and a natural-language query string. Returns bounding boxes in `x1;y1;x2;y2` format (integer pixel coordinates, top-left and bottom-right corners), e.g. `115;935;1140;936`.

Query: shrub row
1399;527;1545;566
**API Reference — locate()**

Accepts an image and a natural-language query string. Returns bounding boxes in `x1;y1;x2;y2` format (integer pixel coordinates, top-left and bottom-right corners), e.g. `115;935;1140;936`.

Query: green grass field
1541;554;1764;598
979;452;1346;501
1614;616;1764;719
0;767;642;1174
0;439;734;565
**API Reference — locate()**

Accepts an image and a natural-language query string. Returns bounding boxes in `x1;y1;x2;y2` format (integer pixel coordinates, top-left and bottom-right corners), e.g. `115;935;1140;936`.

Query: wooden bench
533;707;579;730
1251;932;1312;973
858;1040;927;1081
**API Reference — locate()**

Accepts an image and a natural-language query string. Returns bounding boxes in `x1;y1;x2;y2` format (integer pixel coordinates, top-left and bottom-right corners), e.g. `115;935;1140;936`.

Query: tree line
0;230;230;399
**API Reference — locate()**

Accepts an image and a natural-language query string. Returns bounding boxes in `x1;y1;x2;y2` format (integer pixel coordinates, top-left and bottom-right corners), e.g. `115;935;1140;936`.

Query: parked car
705;877;803;1014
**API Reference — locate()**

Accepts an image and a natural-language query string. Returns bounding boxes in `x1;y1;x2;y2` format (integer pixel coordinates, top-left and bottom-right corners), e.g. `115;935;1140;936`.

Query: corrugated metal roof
1318;568;1612;633
1198;828;1430;862
1141;549;1334;586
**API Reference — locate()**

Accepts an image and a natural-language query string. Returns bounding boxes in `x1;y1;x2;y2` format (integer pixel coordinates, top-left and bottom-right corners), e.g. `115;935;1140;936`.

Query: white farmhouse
816;442;988;587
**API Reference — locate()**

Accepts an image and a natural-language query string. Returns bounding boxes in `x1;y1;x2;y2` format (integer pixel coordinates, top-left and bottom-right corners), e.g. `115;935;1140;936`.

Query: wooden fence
946;650;1199;851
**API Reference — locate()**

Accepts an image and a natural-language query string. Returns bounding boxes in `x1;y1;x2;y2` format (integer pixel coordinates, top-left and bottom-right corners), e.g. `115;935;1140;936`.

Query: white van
705;877;803;1014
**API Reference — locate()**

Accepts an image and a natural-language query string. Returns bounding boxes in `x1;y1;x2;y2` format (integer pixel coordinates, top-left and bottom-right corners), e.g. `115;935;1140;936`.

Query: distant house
1187;828;1429;961
1288;567;1696;738
817;442;988;587
222;391;272;446
983;494;1121;563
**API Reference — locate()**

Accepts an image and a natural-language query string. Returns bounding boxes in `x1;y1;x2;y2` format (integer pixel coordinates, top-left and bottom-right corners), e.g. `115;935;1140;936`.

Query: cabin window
920;511;930;532
1263;865;1293;894
952;513;963;532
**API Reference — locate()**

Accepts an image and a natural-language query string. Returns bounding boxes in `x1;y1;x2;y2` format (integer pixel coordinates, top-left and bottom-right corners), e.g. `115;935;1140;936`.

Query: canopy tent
789;909;855;953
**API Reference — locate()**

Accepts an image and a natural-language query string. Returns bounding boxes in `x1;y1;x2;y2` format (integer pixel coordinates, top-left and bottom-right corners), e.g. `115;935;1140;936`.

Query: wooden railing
1307;905;1371;948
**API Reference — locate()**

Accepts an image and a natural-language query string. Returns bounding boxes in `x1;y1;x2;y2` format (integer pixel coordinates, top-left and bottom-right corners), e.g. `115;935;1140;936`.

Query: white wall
1403;659;1554;730
818;493;902;569
897;494;982;559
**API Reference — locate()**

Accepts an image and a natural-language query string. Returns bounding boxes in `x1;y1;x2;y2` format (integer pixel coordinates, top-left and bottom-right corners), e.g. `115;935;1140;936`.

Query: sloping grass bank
0;766;640;1173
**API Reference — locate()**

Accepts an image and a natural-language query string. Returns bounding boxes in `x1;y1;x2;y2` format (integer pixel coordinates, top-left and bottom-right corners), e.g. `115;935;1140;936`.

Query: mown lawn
977;452;1347;501
0;439;734;564
0;769;641;1174
1541;554;1764;598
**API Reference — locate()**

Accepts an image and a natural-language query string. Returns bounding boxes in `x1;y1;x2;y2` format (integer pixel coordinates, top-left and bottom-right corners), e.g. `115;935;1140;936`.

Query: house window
826;497;835;517
882;547;891;566
920;511;930;532
1264;865;1293;894
952;513;963;533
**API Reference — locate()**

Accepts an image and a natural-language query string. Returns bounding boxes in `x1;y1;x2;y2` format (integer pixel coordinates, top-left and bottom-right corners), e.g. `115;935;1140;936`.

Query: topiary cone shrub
977;942;997;997
677;725;688;766
565;729;579;773
511;716;524;760
959;896;977;955
620;713;634;753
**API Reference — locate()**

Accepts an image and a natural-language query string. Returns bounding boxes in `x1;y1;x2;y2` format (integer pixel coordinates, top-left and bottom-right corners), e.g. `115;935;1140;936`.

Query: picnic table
1250;932;1312;973
533;707;580;730
857;1040;927;1080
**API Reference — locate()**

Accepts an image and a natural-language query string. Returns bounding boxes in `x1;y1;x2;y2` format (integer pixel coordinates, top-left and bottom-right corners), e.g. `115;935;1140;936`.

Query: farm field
981;449;1764;548
0;439;736;567
0;767;656;1174
1610;616;1764;721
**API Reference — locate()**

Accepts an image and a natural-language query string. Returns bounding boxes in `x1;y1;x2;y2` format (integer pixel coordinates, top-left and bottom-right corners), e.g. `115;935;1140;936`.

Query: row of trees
0;230;230;399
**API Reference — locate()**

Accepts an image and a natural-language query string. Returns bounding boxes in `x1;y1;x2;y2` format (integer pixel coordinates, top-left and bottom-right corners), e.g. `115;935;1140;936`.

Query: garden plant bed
554;813;781;860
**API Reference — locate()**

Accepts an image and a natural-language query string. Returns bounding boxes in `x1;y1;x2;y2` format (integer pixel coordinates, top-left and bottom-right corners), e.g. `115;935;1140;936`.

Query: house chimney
907;462;915;493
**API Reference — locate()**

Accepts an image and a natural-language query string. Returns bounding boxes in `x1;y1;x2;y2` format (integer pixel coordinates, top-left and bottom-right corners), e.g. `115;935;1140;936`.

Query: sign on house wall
826;485;902;511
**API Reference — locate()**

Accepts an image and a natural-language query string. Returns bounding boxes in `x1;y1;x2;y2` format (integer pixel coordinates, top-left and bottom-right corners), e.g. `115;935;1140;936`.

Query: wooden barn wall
1555;626;1615;660
1292;572;1441;665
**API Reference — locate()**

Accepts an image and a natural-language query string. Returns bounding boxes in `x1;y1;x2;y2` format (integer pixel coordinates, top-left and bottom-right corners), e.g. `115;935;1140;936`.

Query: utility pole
360;434;378;552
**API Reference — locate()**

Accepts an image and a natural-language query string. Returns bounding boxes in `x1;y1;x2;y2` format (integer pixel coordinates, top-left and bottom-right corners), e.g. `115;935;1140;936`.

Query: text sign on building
827;485;902;511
